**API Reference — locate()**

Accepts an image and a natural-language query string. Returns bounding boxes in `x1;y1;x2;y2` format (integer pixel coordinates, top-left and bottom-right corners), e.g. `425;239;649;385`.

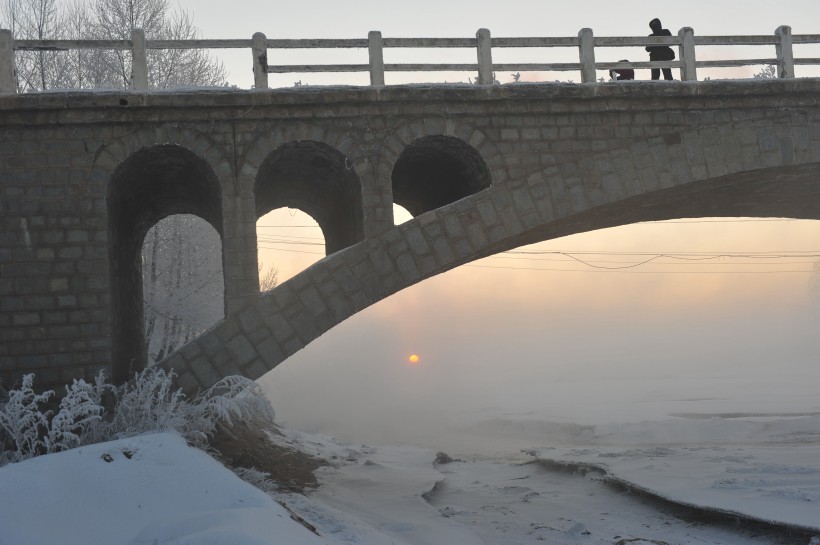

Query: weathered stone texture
1;80;819;392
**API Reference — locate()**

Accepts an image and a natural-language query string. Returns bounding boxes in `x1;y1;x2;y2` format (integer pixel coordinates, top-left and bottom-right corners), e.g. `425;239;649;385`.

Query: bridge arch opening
107;145;223;384
142;214;224;365
391;135;491;217
393;204;413;225
254;141;364;255
256;208;326;285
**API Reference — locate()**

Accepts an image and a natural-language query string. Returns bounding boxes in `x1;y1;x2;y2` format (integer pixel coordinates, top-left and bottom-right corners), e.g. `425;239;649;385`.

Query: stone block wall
1;79;818;393
0;123;112;388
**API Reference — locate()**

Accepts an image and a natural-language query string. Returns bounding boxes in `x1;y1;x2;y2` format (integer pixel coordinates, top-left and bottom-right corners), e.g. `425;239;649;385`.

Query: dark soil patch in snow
209;420;324;492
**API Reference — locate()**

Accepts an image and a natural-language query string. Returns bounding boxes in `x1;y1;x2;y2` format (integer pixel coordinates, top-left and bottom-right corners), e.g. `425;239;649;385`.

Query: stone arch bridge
1;80;819;393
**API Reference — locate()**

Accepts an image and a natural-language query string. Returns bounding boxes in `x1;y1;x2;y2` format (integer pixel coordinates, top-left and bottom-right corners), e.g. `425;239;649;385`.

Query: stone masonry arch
391;135;492;217
104;140;225;384
161;161;820;396
376;119;505;222
237;123;369;198
254;140;364;254
507;113;820;249
156;101;820;394
4;80;820;393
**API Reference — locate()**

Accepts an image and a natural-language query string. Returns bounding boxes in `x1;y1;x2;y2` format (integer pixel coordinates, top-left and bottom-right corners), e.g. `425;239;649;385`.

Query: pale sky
172;0;820;452
175;0;820;86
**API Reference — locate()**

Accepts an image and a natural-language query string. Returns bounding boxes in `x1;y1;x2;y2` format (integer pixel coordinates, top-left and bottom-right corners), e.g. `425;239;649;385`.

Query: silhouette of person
646;18;674;80
610;60;635;81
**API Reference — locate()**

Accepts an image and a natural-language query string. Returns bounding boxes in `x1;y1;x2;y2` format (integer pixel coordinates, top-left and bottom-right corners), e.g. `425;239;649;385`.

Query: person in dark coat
610;60;635;81
646;18;674;80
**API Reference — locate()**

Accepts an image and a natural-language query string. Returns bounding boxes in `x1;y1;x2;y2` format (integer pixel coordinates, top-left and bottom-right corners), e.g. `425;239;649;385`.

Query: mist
258;222;820;457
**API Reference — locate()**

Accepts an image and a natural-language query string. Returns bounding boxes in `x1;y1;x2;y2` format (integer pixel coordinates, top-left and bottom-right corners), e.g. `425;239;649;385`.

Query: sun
408;354;420;364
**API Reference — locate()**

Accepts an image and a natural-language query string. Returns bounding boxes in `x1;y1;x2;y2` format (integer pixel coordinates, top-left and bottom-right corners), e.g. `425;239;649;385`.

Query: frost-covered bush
0;374;53;464
0;369;276;466
108;368;189;439
107;369;275;448
45;376;110;453
184;375;276;447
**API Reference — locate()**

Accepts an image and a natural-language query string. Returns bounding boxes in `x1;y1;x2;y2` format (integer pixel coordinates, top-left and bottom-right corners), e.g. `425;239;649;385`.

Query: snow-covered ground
0;433;325;545
1;412;819;545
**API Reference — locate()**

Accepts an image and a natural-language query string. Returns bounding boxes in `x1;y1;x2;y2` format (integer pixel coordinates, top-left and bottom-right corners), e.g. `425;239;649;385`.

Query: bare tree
1;0;72;91
146;7;226;88
88;0;225;89
258;263;279;293
63;0;100;88
0;0;22;44
21;0;66;88
142;215;225;364
2;0;226;90
2;1;237;362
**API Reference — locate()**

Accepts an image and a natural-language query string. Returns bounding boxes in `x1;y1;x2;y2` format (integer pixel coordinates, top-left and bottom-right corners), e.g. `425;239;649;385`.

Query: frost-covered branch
0;374;52;464
0;369;275;466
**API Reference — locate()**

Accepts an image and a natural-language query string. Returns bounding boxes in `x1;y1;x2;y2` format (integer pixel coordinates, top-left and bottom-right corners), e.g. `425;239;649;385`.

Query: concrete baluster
578;28;595;83
678;27;697;81
252;32;269;89
0;29;15;94
775;25;794;78
369;31;385;86
476;28;493;84
130;29;148;91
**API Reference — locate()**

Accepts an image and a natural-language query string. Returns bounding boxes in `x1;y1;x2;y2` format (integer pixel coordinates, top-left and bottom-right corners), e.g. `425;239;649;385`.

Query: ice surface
1;416;819;544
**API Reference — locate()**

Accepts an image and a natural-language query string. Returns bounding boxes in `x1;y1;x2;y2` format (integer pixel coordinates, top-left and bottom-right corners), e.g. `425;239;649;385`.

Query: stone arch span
108;144;223;384
155;104;820;394
254;141;364;254
159;158;820;395
510;163;820;251
391;135;492;217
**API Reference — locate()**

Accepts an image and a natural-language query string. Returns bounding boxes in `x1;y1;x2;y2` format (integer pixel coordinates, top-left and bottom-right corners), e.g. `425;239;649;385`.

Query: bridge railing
1;26;819;93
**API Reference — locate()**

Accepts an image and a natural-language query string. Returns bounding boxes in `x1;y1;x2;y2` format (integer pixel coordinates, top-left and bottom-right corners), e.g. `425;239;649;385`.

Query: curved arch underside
108;145;223;383
159;161;820;394
392;135;492;217
507;163;820;253
255;141;364;254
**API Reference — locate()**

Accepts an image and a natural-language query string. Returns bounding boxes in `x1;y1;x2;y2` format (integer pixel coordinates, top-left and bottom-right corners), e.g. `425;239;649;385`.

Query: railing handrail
9;35;687;51
15;33;799;51
1;26;818;93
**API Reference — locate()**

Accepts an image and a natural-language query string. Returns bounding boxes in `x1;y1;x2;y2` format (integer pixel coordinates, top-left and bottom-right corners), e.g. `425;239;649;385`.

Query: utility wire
468;264;814;274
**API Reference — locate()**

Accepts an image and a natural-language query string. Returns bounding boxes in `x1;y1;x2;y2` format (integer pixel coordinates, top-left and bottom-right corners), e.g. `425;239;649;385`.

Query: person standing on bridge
646;18;675;80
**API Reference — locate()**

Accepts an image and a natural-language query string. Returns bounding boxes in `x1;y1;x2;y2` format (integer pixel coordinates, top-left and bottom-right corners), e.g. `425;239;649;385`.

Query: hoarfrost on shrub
0;374;53;464
0;369;276;465
45;376;108;453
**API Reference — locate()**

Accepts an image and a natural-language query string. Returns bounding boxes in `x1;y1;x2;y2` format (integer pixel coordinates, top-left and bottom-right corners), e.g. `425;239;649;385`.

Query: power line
256;239;325;246
468;263;814;274
257;246;324;255
256;225;322;229
492;254;819;266
506;249;820;256
253;224;820;273
257;233;324;241
642;218;803;224
491;251;820;270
